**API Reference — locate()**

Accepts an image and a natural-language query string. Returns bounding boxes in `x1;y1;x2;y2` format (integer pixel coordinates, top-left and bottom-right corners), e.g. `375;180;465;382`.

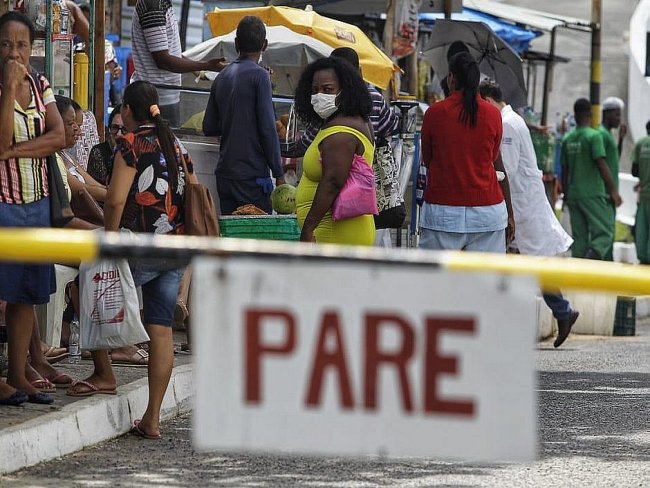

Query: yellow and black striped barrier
0;228;648;296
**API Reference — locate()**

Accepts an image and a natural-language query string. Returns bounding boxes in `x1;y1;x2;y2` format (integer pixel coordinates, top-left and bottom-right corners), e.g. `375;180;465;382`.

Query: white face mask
311;92;339;119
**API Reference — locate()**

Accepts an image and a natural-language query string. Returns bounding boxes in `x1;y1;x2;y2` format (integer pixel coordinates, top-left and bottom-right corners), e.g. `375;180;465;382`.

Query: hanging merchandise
23;0;47;32
59;2;70;35
392;0;421;59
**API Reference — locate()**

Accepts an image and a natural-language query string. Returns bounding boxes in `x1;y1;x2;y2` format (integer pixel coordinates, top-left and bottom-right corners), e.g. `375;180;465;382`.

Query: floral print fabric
116;126;187;235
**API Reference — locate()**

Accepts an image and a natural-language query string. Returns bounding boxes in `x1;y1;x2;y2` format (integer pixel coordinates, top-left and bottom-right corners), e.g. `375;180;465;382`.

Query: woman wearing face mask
294;57;375;245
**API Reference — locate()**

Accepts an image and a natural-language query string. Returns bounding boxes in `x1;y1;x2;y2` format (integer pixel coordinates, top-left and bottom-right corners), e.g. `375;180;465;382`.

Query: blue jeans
0;198;55;304
419;228;506;253
543;293;572;320
130;264;184;327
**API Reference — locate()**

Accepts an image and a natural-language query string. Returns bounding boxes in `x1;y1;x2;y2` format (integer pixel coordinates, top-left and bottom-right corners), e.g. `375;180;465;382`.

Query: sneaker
554;310;580;348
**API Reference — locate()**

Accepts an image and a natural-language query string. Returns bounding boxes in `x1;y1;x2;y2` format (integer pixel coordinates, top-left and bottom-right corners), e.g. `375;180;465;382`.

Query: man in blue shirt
203;16;284;215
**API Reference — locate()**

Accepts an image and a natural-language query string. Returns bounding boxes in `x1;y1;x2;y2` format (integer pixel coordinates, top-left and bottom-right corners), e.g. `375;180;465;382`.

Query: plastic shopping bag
79;259;149;350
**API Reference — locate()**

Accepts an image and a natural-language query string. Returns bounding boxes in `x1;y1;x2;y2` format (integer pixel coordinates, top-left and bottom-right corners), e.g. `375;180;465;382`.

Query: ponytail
152;108;180;192
449;52;480;128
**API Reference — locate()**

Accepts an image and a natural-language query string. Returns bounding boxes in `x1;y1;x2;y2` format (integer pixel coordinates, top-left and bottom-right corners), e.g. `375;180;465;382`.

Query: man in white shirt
131;0;226;127
480;81;579;348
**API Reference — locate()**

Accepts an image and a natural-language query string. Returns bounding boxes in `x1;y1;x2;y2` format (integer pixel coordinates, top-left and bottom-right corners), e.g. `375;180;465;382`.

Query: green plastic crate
613;296;636;336
219;215;300;241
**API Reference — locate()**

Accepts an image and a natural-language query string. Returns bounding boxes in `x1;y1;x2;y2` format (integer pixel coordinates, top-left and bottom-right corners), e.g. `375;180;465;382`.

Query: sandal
131;419;161;440
42;345;69;364
45;372;75;388
110;348;148;366
31;378;56;393
66;379;117;397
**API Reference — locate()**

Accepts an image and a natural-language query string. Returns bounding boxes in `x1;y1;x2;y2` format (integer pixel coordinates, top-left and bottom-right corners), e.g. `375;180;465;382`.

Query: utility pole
383;0;398;98
444;0;453;19
590;0;602;128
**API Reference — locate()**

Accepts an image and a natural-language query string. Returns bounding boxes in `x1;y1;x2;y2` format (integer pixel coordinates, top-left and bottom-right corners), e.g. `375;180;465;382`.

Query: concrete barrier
537;292;650;338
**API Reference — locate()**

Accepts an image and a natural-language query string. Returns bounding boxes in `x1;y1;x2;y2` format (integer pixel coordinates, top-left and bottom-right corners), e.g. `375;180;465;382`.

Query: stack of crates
219;215;300;241
613;296;636;336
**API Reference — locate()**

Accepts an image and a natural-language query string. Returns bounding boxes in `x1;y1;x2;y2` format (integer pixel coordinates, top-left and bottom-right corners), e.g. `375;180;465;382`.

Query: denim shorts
0;198;56;304
130;263;184;327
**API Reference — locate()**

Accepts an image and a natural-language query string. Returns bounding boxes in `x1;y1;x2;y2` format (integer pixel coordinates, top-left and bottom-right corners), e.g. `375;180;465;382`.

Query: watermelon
271;184;297;214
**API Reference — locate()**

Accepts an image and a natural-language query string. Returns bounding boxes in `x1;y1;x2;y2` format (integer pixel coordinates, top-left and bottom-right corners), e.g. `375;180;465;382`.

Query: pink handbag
332;154;379;221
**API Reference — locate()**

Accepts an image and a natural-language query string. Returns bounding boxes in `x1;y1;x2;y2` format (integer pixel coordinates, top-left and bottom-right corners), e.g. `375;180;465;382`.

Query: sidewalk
0;337;193;475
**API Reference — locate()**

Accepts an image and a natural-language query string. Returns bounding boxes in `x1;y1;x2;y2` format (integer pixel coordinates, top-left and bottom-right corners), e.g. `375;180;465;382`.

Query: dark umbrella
422;19;528;109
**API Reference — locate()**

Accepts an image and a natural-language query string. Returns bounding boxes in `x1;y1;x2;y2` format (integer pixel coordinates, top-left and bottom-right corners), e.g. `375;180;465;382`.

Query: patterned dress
115;126;187;235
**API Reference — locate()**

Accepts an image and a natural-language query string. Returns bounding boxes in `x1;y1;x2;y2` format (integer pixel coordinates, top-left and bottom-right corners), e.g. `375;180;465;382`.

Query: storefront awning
462;0;592;32
419;9;542;54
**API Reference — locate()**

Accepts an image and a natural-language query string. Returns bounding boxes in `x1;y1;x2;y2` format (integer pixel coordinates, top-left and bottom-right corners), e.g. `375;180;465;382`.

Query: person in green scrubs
598;96;625;260
632;120;650;264
561;98;622;259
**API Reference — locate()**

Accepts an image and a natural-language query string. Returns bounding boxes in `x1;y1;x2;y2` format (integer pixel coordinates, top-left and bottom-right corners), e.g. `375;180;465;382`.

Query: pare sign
192;256;537;462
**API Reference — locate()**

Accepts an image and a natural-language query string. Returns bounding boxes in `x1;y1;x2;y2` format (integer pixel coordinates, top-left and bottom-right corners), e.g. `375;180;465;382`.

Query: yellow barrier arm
0;228;647;296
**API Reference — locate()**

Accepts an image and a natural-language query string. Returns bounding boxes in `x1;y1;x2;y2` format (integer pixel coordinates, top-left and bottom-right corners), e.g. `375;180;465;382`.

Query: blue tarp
419;9;542;54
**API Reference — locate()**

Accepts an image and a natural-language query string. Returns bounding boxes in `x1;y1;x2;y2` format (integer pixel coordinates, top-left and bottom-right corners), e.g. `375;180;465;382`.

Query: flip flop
27;392;54;404
45;372;75;388
44;348;69;365
42;345;69;364
131;419;161;440
30;378;56;393
66;379;117;397
0;390;28;406
111;348;149;367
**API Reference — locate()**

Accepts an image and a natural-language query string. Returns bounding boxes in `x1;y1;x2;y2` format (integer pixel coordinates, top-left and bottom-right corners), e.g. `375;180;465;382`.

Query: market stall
17;0;104;138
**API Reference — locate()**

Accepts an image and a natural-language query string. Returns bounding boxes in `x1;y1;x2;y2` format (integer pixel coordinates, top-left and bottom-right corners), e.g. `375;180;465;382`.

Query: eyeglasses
109;124;126;135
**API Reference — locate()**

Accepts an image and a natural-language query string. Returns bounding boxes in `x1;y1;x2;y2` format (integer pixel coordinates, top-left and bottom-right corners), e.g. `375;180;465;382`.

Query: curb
0;363;193;475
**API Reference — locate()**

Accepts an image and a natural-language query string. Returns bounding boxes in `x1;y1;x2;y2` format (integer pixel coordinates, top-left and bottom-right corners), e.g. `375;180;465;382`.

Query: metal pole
45;0;52;81
383;0;397;98
92;0;106;140
590;0;602;128
444;0;453;19
408;51;418;96
180;0;191;51
541;27;557;126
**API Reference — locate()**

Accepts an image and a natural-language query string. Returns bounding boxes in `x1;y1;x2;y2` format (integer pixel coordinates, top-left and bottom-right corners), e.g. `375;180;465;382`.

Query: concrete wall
628;1;650;142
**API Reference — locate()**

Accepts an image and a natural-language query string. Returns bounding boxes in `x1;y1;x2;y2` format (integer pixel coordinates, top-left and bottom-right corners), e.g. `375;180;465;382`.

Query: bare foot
24;363;55;392
0;380;19;401
7;375;39;396
66;374;116;396
110;346;148;365
135;415;160;438
30;357;60;380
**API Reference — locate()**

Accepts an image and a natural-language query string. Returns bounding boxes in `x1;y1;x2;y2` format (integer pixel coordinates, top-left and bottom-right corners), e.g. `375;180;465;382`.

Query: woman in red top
419;52;514;252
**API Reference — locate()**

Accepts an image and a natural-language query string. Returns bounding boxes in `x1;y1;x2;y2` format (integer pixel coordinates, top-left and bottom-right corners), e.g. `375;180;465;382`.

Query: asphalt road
5;324;649;488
